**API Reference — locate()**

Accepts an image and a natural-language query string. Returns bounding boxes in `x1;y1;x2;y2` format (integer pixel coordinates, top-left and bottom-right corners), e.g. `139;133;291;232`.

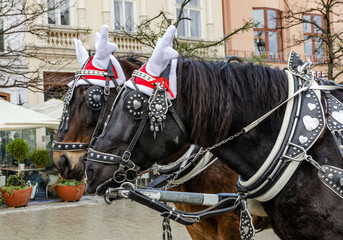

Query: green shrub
6;138;29;164
30;149;51;167
0;175;29;195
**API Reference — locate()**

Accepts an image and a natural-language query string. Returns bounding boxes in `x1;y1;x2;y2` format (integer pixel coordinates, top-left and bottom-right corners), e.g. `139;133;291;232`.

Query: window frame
302;13;326;63
175;0;203;39
46;0;72;26
111;0;137;32
253;7;283;61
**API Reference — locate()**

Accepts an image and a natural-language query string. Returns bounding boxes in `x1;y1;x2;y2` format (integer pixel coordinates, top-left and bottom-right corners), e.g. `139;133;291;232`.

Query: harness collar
237;51;343;201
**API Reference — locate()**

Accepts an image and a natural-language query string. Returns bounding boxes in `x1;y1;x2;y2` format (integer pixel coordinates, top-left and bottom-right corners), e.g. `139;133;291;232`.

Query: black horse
86;55;343;240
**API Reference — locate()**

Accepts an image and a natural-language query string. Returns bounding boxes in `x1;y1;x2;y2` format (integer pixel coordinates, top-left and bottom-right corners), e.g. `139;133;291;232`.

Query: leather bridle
52;58;121;153
86;64;188;184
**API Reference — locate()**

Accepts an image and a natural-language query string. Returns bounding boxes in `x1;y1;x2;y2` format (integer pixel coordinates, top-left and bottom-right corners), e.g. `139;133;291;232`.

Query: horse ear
93;25;118;69
73;38;88;68
146;25;178;77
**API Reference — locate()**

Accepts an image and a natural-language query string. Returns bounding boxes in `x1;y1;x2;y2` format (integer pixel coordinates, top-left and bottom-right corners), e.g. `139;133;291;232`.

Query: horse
85;54;343;240
53;52;270;239
52;56;141;180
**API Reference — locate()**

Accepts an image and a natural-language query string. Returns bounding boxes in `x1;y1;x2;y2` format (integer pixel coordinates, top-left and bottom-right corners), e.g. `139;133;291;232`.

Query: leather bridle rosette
87;148;141;183
124;90;148;120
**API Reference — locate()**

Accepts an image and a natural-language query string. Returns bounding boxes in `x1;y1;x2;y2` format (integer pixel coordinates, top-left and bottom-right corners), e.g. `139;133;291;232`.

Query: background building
0;0;342;162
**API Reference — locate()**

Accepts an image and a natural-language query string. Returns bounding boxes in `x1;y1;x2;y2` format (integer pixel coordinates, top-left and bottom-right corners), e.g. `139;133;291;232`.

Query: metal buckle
122;151;132;161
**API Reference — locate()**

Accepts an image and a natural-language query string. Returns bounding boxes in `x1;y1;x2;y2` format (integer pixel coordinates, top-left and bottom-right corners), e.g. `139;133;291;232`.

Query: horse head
53;25;141;181
85;25;189;195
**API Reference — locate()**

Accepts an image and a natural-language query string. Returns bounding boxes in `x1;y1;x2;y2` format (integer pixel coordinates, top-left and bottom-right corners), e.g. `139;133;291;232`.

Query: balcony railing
34;26;90;49
226;50;329;64
109;32;143;54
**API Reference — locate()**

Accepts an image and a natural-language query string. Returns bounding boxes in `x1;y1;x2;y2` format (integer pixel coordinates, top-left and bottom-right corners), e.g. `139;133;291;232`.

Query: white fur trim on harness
124;58;178;99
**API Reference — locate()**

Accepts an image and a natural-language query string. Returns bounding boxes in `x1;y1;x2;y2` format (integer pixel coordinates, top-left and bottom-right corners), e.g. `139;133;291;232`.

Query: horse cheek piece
148;85;171;138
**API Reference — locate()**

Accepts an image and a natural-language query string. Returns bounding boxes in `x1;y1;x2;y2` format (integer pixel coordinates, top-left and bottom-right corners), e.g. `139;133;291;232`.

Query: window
175;0;202;38
114;0;135;31
253;8;282;60
47;0;70;26
44;72;73;101
303;14;324;62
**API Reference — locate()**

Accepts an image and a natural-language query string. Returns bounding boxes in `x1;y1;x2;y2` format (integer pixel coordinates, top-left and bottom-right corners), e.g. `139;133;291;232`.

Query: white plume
93;25;118;69
146;25;178;76
73;38;88;68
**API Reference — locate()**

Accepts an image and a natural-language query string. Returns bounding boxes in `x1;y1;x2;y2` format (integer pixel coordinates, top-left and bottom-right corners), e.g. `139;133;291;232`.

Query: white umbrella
29;98;63;120
0;98;60;130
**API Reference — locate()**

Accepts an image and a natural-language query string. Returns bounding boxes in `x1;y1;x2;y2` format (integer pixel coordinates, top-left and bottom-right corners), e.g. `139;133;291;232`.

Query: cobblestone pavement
0;196;279;240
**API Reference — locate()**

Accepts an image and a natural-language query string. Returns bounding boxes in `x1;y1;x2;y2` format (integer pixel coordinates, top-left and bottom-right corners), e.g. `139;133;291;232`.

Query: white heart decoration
303;115;319;132
307;103;316;111
155;104;163;111
332;110;343;124
243;226;249;234
299;135;308;144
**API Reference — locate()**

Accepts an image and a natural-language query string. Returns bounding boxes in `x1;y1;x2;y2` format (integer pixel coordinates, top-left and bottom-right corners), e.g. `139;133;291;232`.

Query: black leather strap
127;189;241;226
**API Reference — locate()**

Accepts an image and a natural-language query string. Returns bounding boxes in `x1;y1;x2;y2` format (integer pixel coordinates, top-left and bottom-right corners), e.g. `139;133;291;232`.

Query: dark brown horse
85;56;343;240
53;56;140;180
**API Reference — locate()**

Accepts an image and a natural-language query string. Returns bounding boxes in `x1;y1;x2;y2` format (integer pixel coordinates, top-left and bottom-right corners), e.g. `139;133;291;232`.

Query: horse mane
117;54;144;66
176;57;288;147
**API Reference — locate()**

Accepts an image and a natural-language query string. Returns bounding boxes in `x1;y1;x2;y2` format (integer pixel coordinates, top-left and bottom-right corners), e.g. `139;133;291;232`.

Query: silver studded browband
132;70;156;82
75;70;111;77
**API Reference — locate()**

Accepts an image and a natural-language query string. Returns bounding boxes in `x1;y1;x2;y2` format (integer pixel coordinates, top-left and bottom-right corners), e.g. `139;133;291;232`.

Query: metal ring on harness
124;168;139;181
113;169;126;183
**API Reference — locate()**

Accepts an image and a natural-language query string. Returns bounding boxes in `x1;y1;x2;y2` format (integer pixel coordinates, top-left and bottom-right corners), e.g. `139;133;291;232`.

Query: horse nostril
86;165;95;181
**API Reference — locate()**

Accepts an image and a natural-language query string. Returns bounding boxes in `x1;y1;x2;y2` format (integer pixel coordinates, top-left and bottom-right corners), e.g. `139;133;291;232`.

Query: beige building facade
25;0;225;107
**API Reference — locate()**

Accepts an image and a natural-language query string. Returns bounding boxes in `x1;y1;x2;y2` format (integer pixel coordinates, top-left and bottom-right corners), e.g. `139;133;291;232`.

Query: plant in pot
6;138;29;175
0;175;32;207
29;148;51;168
55;178;85;202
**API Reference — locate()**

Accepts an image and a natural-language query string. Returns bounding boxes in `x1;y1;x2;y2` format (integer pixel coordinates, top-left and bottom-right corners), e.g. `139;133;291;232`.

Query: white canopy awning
0;98;60;130
29;98;63;120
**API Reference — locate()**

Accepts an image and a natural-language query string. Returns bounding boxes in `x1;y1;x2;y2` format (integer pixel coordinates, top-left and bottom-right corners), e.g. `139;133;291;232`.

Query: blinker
124;91;148;120
85;86;103;111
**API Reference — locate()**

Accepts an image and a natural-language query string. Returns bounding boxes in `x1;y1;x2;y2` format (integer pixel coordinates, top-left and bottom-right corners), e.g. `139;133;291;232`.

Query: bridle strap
169;107;187;138
52;141;89;151
87;148;122;164
87;115;149;165
89;61;120;148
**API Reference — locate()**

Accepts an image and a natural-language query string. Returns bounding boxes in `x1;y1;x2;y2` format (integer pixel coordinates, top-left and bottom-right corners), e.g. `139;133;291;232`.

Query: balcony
30;26;90;50
109;32;144;54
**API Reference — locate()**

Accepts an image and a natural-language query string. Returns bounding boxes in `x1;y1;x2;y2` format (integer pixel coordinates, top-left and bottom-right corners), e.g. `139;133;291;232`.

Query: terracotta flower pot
1;186;33;207
56;184;85;202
